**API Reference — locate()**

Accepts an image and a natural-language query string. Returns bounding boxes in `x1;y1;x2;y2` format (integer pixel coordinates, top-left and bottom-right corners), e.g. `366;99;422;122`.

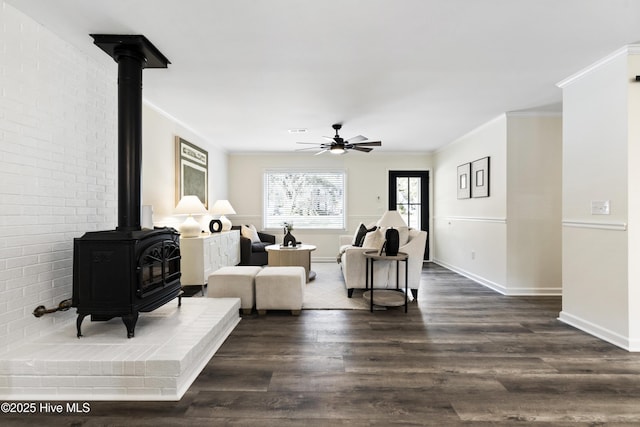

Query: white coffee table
265;244;316;282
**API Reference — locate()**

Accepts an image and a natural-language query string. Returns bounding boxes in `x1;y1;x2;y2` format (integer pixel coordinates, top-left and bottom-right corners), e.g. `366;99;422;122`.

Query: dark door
388;171;429;260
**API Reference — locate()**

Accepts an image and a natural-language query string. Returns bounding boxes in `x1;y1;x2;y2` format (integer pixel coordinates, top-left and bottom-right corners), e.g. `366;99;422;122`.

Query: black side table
363;250;409;313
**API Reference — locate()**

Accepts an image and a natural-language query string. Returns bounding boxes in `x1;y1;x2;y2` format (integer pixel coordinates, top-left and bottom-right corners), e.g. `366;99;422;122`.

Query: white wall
0;3;226;354
433;116;509;290
433;113;563;295
558;45;640;350
0;2;117;353
228;152;432;260
142;104;228;230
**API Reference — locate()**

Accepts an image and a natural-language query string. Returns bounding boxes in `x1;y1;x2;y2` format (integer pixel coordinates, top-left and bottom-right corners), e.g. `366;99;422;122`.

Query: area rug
303;262;369;310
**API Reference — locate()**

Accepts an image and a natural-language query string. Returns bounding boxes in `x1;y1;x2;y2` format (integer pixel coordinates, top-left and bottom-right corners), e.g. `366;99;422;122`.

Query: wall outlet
591;200;610;215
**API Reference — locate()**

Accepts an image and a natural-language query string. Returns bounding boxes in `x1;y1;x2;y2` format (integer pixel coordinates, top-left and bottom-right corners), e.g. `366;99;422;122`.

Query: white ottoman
255;266;305;315
207;266;262;315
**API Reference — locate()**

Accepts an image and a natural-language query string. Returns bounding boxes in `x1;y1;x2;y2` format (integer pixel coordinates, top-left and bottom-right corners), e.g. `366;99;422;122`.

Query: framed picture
457;163;471;199
175;136;208;208
471;156;490;198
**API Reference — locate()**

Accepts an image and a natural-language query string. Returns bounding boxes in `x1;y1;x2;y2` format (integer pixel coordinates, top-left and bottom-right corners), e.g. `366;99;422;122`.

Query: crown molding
506;111;562;118
557;44;640;88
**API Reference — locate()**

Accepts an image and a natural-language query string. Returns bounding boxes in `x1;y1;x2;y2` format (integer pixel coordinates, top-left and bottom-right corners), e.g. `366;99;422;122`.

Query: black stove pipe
115;47;144;231
90;35;170;232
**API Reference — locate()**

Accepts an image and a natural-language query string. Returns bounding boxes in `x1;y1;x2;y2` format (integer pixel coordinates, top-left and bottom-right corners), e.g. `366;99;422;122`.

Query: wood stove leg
76;313;87;338
122;312;139;338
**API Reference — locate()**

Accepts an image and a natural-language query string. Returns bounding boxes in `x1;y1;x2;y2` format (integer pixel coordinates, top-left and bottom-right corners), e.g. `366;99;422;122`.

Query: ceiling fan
296;124;382;155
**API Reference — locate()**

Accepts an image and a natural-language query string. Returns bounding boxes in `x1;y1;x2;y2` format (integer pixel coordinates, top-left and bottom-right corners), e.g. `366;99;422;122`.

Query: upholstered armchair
232;225;276;266
338;226;427;299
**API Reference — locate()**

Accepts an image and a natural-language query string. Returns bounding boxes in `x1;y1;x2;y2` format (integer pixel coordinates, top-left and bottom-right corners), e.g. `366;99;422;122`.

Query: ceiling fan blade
346;135;367;143
314;149;329;155
296;142;324;145
351;140;381;147
322;136;336;141
295;146;325;151
351;146;374;153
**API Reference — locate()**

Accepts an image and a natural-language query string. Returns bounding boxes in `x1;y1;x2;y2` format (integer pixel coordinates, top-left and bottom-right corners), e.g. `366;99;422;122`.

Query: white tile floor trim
0;298;240;401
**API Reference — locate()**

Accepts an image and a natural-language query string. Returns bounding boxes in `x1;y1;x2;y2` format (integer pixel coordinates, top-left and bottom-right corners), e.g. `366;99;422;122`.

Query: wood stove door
138;239;181;299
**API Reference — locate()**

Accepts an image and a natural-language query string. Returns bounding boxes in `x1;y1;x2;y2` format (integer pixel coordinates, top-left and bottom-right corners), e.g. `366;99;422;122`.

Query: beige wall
506;114;563;293
228;152;433;261
433;113;563;295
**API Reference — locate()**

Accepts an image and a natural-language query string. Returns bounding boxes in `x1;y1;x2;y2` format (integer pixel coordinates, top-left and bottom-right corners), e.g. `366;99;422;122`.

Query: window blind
264;170;346;229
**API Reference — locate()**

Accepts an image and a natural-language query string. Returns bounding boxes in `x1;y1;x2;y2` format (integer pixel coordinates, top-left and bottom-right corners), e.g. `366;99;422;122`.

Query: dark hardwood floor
6;263;640;426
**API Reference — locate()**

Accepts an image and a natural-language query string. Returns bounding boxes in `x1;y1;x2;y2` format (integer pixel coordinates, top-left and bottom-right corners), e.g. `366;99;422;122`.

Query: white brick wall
0;3;117;353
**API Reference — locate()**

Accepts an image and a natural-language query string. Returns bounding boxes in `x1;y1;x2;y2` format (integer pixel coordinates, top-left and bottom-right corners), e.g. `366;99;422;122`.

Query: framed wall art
175;136;208;208
471;156;490;198
457;163;471;199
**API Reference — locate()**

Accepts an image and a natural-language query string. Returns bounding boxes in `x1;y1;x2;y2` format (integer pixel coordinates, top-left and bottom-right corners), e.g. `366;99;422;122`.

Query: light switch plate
591;200;610;215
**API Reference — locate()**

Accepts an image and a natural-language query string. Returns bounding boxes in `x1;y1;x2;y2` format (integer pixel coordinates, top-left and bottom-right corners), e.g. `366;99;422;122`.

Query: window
264;170;346;230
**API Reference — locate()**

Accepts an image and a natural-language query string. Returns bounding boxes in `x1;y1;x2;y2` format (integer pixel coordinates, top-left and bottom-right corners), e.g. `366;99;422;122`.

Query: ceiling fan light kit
296;123;382;155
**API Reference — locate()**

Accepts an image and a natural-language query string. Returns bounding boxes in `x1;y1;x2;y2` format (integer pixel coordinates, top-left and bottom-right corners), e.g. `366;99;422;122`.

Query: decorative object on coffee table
282;222;297;247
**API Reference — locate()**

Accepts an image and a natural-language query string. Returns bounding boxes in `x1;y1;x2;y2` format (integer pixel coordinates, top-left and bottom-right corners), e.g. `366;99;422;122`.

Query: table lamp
175;195;208;237
377;210;407;228
211;199;236;231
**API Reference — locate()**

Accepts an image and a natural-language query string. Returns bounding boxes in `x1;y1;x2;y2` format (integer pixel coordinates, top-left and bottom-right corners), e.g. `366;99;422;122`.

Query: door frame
388;170;430;260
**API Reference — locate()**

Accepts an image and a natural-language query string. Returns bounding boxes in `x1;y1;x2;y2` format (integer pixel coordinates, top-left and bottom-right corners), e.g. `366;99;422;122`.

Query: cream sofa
338;227;427;299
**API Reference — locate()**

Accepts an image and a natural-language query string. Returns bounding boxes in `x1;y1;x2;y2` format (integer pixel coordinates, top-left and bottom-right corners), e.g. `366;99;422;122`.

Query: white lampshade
211;199;236;231
377;210;407;228
211;199;236;215
175;195;208;237
175;195;208;215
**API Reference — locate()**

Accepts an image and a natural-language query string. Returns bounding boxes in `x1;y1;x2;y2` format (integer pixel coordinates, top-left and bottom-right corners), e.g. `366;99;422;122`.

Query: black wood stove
72;35;181;338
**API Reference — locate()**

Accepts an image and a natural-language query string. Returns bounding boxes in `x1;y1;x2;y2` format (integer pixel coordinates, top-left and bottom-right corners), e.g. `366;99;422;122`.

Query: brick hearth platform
0;298;240;401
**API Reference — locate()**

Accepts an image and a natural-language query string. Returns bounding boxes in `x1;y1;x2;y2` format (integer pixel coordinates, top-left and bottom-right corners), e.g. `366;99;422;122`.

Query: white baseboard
558;311;640;352
432;259;561;296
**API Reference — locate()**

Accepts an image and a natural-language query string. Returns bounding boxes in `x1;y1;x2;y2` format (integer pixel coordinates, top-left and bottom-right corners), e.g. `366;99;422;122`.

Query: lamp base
219;215;232;231
179;215;201;238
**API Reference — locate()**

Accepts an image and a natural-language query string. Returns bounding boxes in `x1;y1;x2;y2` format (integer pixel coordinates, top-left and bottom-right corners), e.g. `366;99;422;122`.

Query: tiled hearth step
0;298;240;401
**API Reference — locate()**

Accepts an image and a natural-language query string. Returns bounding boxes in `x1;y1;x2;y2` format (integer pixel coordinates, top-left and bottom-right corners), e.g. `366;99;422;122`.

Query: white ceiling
7;0;640;153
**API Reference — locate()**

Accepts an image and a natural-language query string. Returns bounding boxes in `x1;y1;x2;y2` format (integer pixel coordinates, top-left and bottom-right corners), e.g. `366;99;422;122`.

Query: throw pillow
351;222;364;245
361;228;384;252
353;223;377;247
241;224;261;243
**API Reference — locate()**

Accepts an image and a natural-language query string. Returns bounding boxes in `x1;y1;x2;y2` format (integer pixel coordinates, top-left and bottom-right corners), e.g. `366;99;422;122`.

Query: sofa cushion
241;224;261;243
251;242;271;252
398;226;410;246
352;223;377;247
361;228;385;251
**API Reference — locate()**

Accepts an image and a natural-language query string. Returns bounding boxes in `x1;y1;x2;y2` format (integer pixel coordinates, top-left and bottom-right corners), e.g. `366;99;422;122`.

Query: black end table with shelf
363;250;409;313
